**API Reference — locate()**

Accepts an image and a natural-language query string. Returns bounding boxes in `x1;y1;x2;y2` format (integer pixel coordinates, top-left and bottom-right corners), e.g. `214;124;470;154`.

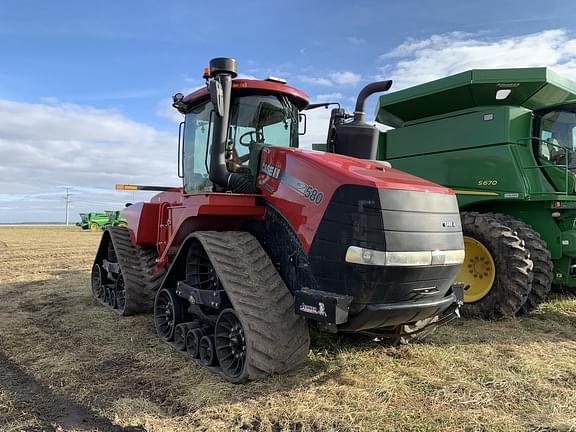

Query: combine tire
91;227;164;315
456;212;532;319
192;232;310;383
490;214;553;314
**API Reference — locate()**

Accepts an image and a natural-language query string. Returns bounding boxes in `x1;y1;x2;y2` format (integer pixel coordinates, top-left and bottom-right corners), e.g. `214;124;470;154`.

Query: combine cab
91;58;465;382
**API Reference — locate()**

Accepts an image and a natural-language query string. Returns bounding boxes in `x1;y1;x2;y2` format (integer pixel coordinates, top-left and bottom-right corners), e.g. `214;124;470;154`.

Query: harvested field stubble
0;225;575;432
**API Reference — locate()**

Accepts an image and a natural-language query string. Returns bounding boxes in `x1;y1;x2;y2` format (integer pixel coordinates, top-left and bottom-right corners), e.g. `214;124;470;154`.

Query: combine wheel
490;214;553;314
154;288;185;342
456;212;532;319
199;335;217;367
190;232;310;382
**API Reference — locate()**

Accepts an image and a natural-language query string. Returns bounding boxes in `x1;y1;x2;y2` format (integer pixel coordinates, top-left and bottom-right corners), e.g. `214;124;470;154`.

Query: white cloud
378;29;576;90
0;100;179;222
298;76;333;87
298;71;362;88
328;71;362;86
314;93;344;102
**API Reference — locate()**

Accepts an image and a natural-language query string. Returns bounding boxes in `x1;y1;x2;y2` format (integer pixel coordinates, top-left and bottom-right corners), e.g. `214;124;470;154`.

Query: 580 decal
295;181;324;204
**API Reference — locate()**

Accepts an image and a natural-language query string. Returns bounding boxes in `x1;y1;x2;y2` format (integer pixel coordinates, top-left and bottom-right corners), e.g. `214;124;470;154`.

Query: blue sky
1;0;576;222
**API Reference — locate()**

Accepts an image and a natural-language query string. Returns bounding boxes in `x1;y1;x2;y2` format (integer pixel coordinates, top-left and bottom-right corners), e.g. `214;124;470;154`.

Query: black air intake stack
332;80;392;160
207;58;253;193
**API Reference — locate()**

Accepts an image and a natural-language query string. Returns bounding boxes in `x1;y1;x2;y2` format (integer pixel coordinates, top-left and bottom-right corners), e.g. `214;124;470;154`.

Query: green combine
373;67;576;318
77;211;127;231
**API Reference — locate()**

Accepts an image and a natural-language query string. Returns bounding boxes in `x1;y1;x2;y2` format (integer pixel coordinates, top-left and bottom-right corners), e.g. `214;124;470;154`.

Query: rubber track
489;214;553;315
104;227;165;315
460;212;532;319
192;231;310;380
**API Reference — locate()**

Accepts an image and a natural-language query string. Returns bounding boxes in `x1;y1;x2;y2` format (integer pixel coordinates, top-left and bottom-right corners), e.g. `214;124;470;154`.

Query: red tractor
91;58;465;383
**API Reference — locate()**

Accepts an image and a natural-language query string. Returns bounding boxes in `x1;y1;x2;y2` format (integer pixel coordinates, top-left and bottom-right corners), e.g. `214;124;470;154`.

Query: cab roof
179;79;309;113
376;68;576;127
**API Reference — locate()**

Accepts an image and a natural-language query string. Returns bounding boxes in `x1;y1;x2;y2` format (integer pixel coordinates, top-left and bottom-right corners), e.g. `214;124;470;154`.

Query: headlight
345;246;464;267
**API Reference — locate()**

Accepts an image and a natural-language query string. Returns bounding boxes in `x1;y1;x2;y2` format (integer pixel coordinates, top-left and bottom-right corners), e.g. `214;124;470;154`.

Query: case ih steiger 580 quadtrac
321;67;576;320
91;58;465;383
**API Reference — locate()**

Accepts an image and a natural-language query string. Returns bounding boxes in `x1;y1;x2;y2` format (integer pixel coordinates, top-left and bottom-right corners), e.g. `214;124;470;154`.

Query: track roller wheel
115;275;126;312
186;328;206;359
104;286;111;305
174;322;201;352
199;335;217;367
457;212;532;319
489;214;553;315
215;309;248;381
109;289;117;308
91;264;105;301
154;288;184;342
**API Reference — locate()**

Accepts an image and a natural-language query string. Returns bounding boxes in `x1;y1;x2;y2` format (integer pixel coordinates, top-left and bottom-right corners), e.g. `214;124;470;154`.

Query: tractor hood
292;148;454;195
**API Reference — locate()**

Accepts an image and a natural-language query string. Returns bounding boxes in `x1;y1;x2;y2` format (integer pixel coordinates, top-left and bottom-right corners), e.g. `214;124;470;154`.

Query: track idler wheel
199;335;217;367
215;309;247;381
154;288;185;342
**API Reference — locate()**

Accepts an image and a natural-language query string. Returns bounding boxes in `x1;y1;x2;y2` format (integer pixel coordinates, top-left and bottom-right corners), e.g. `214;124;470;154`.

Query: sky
1;0;576;222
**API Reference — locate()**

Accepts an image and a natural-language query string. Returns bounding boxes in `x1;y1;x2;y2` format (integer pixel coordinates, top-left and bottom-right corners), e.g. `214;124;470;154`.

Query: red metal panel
182;79;309;108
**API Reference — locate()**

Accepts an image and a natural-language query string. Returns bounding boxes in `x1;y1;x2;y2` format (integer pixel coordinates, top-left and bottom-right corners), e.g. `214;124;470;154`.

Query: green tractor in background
77;211;127;231
373;68;576;318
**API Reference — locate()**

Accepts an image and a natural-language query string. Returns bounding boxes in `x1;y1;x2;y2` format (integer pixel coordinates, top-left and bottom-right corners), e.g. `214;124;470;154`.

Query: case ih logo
261;163;281;179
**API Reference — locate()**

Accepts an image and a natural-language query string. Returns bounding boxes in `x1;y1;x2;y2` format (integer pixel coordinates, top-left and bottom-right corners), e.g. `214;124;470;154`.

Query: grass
0;225;575;431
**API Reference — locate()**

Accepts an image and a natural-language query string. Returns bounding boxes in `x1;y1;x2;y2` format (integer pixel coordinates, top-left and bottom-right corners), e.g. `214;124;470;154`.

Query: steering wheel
239;130;260;147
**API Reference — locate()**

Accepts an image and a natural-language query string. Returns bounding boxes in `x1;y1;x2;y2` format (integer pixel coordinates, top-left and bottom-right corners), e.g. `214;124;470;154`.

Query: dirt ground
0;226;575;432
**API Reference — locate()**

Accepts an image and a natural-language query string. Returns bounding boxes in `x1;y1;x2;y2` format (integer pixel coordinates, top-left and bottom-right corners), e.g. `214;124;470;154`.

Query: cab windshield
182;94;299;194
537;105;576;171
227;95;299;171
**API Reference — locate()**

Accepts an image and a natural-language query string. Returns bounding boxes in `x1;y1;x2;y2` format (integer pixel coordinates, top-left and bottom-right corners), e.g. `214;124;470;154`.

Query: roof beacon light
265;76;287;84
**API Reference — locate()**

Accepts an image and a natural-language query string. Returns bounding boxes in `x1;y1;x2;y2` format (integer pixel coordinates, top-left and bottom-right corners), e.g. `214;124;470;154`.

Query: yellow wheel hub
90;223;98;231
456;236;496;303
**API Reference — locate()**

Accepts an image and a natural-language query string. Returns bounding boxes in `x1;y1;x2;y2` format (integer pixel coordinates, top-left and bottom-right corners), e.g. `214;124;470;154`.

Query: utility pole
65;187;71;226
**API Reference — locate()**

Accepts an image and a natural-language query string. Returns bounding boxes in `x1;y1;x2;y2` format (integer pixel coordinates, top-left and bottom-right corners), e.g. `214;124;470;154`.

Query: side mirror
298;113;307;135
209;80;224;117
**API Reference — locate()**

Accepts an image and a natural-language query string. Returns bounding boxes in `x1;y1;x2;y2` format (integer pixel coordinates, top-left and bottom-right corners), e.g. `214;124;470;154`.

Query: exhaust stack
331;80;393;160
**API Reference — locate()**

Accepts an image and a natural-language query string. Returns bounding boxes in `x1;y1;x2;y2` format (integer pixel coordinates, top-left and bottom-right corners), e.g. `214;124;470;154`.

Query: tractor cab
172;62;308;195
